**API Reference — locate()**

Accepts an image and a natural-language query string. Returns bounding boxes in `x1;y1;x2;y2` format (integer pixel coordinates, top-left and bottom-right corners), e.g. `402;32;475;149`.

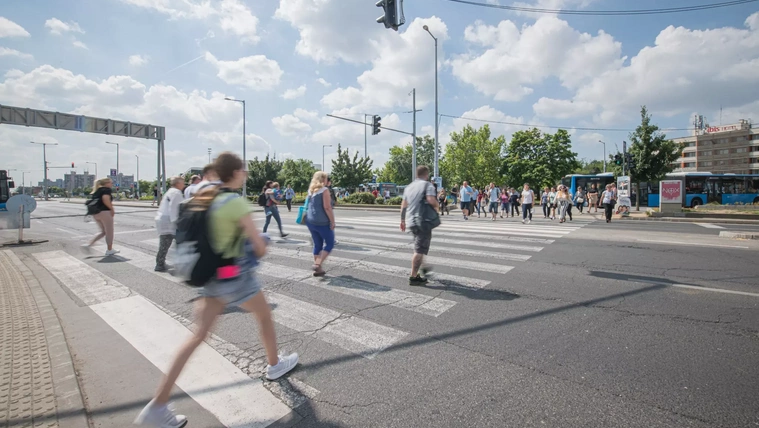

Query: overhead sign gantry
0;104;168;193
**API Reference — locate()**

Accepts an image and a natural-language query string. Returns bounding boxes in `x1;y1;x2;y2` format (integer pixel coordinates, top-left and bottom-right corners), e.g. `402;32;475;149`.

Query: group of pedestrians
448;182;536;224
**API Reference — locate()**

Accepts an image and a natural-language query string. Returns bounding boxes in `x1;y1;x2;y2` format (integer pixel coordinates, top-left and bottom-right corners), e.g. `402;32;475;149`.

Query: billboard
660;180;683;204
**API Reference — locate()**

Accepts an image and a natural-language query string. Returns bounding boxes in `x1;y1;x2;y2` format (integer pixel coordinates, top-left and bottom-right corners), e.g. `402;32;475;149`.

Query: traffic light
372;115;381;135
376;0;405;31
71;162;75;168
614;154;622;166
625;153;636;172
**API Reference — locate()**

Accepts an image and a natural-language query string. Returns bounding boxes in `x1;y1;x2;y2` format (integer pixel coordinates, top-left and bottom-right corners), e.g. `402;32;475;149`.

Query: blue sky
1;0;758;185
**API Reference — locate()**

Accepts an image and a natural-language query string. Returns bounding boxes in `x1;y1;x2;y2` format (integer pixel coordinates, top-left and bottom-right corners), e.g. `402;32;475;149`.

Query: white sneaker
266;353;299;380
521;219;525;224
527;219;531;224
105;249;120;256
134;400;187;427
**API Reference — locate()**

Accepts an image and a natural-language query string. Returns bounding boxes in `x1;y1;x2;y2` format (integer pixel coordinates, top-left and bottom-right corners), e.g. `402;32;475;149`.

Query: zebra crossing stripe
257;262;456;317
99;242;409;359
265;246;491;290
31;250;294;427
338;224;555;244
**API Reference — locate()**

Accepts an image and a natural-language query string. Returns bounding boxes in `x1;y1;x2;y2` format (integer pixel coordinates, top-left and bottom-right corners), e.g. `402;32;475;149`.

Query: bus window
561;177;571;189
734;177;746;194
751;178;759;193
685;177;706;194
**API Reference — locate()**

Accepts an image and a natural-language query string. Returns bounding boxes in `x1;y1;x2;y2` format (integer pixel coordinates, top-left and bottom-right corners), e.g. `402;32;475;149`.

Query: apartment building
672;119;759;174
64;171;96;190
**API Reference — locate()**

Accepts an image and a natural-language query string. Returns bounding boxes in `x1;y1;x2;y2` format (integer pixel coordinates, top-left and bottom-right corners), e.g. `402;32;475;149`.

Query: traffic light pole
326;114;413;137
622;141;627;176
412;88;416;181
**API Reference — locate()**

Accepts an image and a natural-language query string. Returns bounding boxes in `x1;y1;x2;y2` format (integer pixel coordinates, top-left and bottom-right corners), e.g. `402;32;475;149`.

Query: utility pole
106;141;120;186
423;25;440;180
30;141;58;201
135;155;139;198
598;140;607;173
411;88;417;181
364;114;369;158
622;140;627;176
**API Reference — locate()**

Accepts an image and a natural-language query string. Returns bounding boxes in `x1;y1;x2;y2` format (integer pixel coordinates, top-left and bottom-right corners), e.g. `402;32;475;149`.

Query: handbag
85;193;102;215
296;193;310;224
411;183;441;233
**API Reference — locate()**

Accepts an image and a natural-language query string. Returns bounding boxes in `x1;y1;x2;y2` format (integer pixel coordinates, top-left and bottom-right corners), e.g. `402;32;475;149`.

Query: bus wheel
753;197;759;205
690;198;702;208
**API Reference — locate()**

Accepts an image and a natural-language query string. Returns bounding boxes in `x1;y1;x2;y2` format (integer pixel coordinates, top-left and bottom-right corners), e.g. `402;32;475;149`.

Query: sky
1;0;758;186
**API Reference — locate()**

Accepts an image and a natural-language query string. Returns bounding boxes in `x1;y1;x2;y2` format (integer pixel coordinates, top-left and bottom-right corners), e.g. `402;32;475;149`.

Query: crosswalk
30;213;594;427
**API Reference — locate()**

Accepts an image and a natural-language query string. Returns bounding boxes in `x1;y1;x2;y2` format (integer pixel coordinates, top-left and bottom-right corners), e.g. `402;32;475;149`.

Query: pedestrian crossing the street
30;213;594;427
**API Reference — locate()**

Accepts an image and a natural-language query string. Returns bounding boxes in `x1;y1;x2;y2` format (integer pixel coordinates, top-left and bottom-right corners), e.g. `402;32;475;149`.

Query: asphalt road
2;201;757;428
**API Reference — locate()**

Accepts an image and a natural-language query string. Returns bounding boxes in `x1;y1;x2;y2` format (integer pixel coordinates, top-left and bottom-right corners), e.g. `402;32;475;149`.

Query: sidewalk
0;250;88;428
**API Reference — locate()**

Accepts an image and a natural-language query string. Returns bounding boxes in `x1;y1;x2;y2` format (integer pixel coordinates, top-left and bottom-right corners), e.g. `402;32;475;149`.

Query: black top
93;187;112;211
588;188;599;194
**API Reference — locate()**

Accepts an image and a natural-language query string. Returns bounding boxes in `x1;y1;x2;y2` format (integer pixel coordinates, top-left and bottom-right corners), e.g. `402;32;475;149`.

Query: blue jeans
307;223;335;255
263;205;283;235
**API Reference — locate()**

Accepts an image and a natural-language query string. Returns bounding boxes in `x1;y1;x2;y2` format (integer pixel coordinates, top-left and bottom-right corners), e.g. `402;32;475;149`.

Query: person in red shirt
372;189;379;198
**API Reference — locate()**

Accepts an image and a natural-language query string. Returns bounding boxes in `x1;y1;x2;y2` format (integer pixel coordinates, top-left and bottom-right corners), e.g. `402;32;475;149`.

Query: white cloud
129;54;149;66
533;98;596;119
316;77;331;87
204;52;282;90
272;114;312;136
45;18;85;35
451;16;623;102
320;17;448;112
120;0;259;43
275;0;387;64
72;40;88;50
293;108;319;120
0;16;30;38
282;84;307;99
0;47;33;60
549;11;759;125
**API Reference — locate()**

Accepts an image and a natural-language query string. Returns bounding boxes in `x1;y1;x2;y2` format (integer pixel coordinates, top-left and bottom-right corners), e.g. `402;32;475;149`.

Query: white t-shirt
521;190;535;204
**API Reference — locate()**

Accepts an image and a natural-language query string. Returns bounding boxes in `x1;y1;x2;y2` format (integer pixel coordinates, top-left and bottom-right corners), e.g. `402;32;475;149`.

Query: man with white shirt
183;175;201;199
154;176;185;272
520;183;535;224
187;164;219;198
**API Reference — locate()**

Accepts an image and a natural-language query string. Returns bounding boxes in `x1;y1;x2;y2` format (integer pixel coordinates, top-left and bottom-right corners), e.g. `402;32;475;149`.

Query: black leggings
604;203;614;222
542;203;549;217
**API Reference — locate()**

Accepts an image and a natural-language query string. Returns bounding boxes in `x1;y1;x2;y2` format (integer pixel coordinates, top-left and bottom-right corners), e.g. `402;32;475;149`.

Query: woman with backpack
135;152;298;428
82;177;119;256
261;181;288;238
306;171;336;277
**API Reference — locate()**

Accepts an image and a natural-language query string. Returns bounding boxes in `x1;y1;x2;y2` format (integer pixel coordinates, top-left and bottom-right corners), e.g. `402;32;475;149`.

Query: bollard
18;205;24;243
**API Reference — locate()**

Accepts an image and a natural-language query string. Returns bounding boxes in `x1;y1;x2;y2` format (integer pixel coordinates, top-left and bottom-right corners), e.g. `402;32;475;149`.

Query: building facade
64;171;96;190
672;119;759;174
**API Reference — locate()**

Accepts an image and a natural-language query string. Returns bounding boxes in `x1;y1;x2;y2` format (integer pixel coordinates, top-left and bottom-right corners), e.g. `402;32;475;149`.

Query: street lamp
208;148;212;164
86;161;98;181
29;141;58;201
423;24;439;180
224;97;247;198
598;140;607;173
105;141;119;185
322;145;332;173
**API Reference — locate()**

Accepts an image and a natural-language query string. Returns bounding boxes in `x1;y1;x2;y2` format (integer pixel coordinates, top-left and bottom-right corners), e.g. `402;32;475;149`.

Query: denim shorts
199;266;261;307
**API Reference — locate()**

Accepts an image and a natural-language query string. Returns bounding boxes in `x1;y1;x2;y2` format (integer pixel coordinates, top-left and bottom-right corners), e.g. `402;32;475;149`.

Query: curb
619;216;759;224
719;231;759;240
4;251;89;428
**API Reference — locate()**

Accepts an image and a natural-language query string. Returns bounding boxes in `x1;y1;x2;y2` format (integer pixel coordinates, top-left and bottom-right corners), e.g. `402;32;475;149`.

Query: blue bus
561;173;616;197
0;170;16;211
645;173;759;208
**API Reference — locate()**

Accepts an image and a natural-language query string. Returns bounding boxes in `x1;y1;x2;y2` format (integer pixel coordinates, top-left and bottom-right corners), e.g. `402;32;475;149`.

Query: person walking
574;186;586;214
450;183;459;205
459;181;473;220
263;182;288;238
556;185;571;223
488;182;499;221
587;183;599;213
285;185;295;212
151;185;159;207
520;183;535;224
135;152;298;427
82;178;119;256
438;188;449;215
184;175;200;199
400;166;439;285
154;176;185;272
548;186;558;220
509;188;520;217
541;187;550;218
500;188;510;218
305;172;335;277
601;184;616;223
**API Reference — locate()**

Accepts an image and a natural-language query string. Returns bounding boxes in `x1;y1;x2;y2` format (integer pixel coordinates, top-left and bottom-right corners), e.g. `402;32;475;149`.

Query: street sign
5;194;36;228
110;168;117;177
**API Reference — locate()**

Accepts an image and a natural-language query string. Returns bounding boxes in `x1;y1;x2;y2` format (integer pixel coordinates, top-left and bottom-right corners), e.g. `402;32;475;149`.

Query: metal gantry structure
0;104;168;195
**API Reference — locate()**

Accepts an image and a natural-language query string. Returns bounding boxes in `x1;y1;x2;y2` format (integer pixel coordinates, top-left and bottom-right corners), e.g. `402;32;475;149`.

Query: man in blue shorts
459;181;473;220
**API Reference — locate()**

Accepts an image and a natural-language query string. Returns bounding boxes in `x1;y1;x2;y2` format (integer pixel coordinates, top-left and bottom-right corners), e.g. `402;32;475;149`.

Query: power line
440;114;693;132
442;0;759;16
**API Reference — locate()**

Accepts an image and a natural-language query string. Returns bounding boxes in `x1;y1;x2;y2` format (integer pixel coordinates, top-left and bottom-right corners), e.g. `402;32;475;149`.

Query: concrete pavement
1;200;758;427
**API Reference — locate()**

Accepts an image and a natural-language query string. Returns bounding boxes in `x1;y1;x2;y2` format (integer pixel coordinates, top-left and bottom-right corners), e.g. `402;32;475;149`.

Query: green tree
440;125;505;189
279;158;317;193
138;180;155;196
376;135;440;185
575;158;606;175
502;128;580;189
246;154;283;195
330;144;373;190
628;106;684;210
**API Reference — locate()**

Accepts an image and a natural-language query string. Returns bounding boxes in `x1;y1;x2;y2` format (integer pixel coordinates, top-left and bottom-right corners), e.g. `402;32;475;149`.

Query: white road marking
265;292;408;359
33;251;131;305
671;284;759;298
695;223;725;229
265;246;491;289
55;228;81;236
101;242;408;358
257;262;457;317
93;296;292;427
114;228;156;235
636;239;749;249
344;224;555;244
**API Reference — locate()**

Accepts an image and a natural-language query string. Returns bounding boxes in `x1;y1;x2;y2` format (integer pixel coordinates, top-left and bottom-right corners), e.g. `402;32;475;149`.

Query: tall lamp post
30;141;58;201
135;155;140;198
598;140;607;173
208;148;212;164
224;97;247;198
105;141;120;186
86;162;98;181
322;145;332;173
423;24;439;180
